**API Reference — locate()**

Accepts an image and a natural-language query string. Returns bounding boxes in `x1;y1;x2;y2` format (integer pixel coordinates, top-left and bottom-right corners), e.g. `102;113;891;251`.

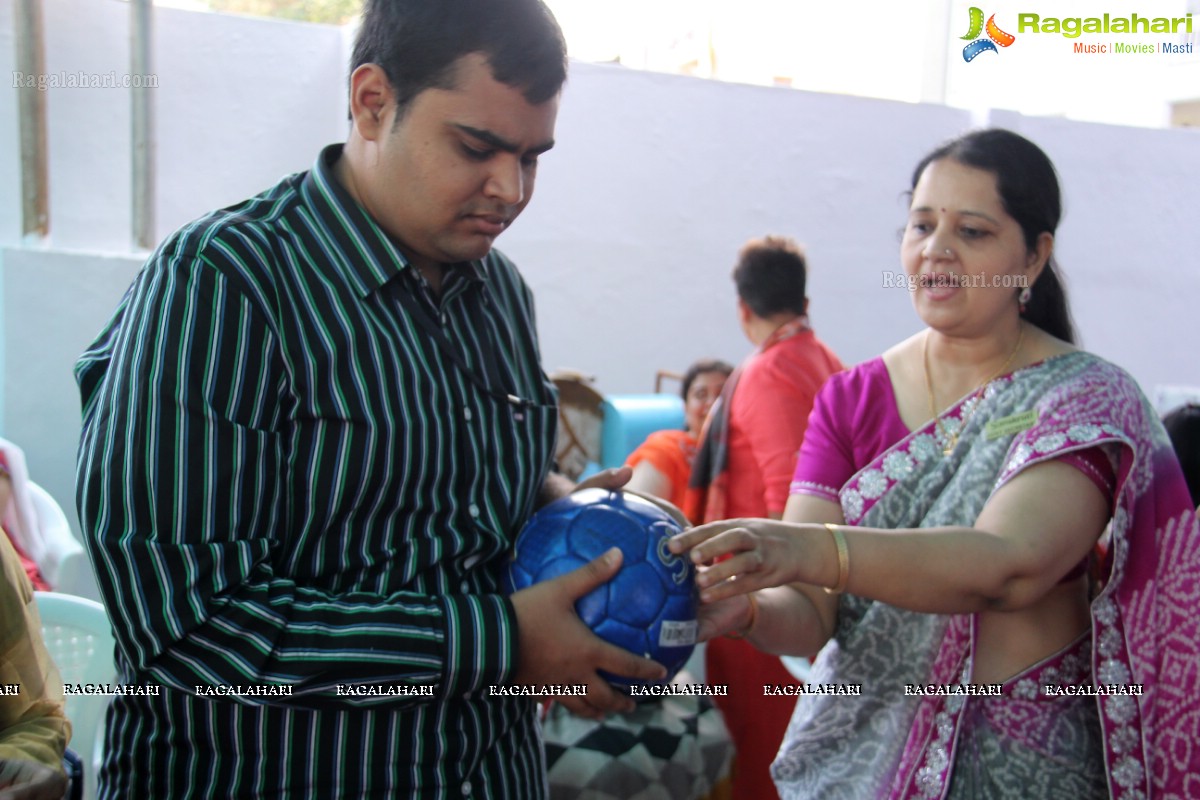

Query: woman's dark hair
680;358;734;402
351;0;567;113
910;128;1076;344
1164;403;1200;507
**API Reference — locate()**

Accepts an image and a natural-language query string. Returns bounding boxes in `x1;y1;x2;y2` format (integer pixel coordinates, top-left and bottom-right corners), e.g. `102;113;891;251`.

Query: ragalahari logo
961;7;1016;61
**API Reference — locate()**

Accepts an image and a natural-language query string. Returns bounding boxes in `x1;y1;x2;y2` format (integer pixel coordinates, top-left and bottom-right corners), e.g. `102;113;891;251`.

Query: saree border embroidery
837;377;1014;526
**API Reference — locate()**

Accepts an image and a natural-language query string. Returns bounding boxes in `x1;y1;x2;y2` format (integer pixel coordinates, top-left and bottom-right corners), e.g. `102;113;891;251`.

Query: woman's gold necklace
923;325;1025;457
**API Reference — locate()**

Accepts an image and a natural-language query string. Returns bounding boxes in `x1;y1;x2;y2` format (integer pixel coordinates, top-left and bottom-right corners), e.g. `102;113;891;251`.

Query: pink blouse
790;357;1115;505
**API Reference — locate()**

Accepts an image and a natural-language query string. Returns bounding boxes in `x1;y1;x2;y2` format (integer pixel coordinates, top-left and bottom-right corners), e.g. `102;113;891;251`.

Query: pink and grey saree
778;351;1199;799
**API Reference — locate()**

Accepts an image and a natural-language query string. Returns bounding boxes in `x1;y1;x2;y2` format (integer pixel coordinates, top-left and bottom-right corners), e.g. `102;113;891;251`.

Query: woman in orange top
626;358;733;510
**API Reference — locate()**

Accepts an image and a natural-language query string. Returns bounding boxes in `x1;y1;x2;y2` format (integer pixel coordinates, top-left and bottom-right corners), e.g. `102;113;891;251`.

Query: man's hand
0;759;68;800
571;465;631;494
510;546;666;718
538;465;632;509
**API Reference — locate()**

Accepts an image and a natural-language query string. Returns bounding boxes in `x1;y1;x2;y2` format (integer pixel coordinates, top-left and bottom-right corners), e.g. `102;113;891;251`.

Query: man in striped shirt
74;1;663;797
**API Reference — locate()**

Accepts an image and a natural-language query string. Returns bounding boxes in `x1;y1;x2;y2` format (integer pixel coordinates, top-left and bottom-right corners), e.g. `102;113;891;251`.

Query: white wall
1;0;346;253
152;8;347;243
544;0;1200;127
507;66;969;385
506;69;1200;397
0;249;143;530
2;3;1199;536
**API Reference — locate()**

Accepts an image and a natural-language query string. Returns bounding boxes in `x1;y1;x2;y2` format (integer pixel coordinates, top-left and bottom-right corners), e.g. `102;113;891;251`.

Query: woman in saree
670;128;1199;799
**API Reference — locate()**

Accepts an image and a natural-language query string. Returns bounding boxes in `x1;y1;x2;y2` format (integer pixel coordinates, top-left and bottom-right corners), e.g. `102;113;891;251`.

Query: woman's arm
674;458;1109;618
679;493;843;658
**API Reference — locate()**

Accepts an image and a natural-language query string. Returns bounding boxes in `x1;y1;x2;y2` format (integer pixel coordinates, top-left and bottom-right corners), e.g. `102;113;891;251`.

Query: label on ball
659;620;699;647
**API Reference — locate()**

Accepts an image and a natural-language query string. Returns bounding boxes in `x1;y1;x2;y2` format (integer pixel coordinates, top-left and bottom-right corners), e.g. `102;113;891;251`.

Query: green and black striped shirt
76;145;558;798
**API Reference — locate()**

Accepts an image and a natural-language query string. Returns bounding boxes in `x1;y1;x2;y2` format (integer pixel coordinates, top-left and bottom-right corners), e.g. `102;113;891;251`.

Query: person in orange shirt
625;359;733;510
688;235;843;800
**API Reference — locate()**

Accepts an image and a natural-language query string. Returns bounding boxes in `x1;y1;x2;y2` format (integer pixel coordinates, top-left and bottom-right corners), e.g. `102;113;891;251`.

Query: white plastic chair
35;591;117;800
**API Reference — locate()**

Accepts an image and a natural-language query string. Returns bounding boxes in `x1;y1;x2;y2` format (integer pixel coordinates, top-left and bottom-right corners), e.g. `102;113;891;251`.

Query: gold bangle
725;592;759;639
822;523;850;595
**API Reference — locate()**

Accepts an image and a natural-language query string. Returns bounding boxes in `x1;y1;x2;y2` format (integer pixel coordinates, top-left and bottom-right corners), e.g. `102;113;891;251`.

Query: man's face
360;53;559;272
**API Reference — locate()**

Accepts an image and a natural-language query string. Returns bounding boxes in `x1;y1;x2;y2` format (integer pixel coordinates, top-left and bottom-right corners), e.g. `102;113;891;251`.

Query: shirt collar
301;144;488;298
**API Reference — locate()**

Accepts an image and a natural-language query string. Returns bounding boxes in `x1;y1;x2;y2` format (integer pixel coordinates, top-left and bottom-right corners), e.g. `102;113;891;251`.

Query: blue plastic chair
599;394;686;468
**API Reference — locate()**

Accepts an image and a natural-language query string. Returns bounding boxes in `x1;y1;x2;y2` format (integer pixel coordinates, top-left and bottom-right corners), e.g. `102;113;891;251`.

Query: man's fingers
595;641;667;685
557;547;622;600
573;465;632;492
582;679;638;714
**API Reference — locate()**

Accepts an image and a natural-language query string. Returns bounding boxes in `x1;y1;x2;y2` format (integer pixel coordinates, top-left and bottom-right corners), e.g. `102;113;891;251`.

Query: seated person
0;468;70;799
0;444;50;591
1164;402;1200;507
625;359;733;511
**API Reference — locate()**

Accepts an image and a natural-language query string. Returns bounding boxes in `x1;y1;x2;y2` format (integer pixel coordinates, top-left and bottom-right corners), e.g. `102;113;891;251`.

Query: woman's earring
1018;286;1032;313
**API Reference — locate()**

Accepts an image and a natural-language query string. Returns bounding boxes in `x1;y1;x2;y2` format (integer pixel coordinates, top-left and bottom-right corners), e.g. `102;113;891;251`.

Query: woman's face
684;371;728;436
900;158;1048;336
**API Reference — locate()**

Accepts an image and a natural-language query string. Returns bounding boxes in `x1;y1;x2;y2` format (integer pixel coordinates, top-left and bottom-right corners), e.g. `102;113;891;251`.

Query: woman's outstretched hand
669;518;810;603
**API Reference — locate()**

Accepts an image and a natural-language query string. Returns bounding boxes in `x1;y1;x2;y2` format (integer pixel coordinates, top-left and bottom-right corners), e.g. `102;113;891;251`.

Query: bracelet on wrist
822;523;850;595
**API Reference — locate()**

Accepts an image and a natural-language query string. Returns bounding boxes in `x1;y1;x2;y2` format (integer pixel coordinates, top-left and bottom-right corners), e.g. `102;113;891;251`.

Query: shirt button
462;781;472;796
460;581;470;592
468;504;480;518
463;407;473;421
440;313;448;326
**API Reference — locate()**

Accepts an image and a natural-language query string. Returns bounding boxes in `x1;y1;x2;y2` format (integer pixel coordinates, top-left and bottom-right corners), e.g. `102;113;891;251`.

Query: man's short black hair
731;235;808;318
351;0;567;112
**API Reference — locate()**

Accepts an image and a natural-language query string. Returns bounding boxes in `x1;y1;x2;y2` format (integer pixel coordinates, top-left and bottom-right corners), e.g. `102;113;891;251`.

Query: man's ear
348;63;393;142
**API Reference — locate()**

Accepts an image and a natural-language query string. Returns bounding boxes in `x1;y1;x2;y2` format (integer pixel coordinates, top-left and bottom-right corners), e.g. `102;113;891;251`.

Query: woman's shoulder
1019;350;1159;445
819;355;892;401
803;356;900;439
1028;349;1139;394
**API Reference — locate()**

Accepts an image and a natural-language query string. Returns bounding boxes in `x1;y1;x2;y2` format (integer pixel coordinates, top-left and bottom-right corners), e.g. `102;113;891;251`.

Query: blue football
504;488;697;690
